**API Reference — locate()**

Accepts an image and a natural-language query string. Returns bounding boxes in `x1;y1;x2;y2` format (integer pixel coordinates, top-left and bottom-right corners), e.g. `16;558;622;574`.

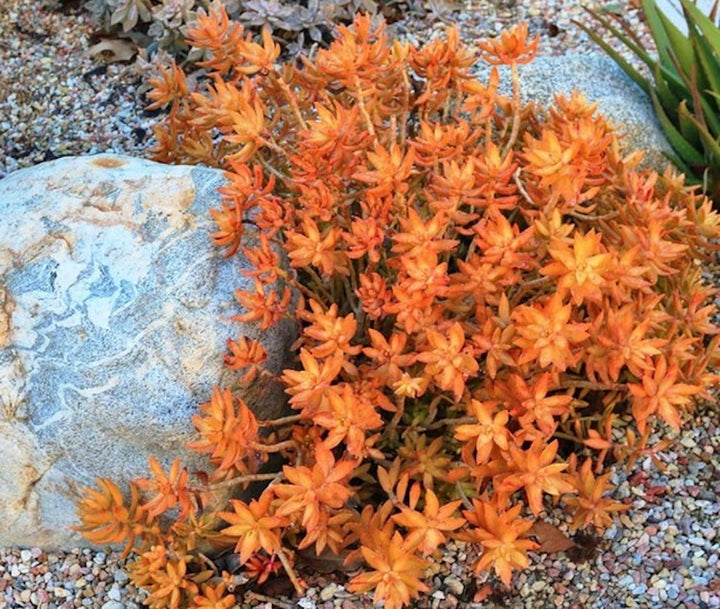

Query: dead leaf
86;38;137;63
529;521;577;553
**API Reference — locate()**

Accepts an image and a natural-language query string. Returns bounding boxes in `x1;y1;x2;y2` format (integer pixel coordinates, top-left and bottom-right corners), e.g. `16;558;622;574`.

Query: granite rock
0;154;294;549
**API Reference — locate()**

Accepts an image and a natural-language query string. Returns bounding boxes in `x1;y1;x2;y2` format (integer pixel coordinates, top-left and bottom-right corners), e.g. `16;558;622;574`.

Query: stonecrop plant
75;9;720;608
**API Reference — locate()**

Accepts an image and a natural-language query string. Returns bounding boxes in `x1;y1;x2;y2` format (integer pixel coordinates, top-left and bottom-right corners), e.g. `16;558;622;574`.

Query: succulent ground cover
67;7;720;609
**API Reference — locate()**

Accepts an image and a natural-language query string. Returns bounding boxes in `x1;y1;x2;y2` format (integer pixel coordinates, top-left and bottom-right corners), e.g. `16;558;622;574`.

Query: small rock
108;585;122;601
112;571;129;584
319;583;337;601
680;437;697;449
443;577;464;596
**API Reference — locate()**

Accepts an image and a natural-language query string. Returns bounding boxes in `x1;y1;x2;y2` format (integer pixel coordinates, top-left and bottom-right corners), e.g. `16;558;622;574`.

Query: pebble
319;583;338;601
108;584;122;601
443;576;464;596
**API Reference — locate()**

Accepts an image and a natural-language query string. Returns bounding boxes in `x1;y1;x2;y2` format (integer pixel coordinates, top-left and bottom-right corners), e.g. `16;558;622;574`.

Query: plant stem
204;472;281;490
257;154;288;183
400;71;411;147
563;380;626;391
273;76;308;130
354;74;376;137
252;439;296;453
258;135;289;159
387;397;406;439
502;62;522;158
552;431;587;445
277;549;306;596
258;413;304;427
513;167;536;207
455;481;475;511
425;416;476;431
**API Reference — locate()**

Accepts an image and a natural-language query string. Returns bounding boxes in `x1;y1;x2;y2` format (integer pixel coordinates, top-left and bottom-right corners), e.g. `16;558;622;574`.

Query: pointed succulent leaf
672;56;720;135
699;91;720;135
684;110;720;162
680;0;720;52
656;5;697;77
653;61;684;113
643;0;678;68
580;8;656;68
678;99;702;146
572;16;651;95
577;8;688;97
650;89;707;166
658;44;698;99
691;32;720;112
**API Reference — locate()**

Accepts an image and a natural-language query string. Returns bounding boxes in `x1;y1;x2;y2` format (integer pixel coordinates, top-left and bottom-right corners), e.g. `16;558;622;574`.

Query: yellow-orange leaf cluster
74;10;720;609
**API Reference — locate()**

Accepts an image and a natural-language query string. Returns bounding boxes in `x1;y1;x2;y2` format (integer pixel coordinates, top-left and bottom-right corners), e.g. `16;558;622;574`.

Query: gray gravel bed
1;1;718;608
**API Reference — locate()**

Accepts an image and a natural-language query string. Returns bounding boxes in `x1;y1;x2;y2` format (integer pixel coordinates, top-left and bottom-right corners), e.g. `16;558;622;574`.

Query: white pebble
108;585;122;601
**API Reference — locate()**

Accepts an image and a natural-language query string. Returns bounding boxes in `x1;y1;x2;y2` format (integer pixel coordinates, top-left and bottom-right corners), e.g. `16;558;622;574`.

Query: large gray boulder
474;53;672;171
0;154;294;549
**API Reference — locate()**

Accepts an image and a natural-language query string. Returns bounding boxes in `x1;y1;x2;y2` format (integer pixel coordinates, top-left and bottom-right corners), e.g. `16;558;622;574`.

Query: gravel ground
1;1;718;608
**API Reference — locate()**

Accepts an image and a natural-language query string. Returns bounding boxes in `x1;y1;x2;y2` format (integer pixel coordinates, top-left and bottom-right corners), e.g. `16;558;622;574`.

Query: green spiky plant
575;0;720;205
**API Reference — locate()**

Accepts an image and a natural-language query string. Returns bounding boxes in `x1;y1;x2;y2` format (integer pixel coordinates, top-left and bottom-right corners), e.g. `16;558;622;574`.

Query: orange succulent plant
74;11;720;609
565;459;630;532
462;499;539;586
219;491;288;564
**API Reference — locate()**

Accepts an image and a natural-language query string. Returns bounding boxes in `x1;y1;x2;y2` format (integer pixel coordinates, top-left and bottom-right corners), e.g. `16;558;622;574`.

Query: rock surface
474;53;673;171
0;154;294;549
